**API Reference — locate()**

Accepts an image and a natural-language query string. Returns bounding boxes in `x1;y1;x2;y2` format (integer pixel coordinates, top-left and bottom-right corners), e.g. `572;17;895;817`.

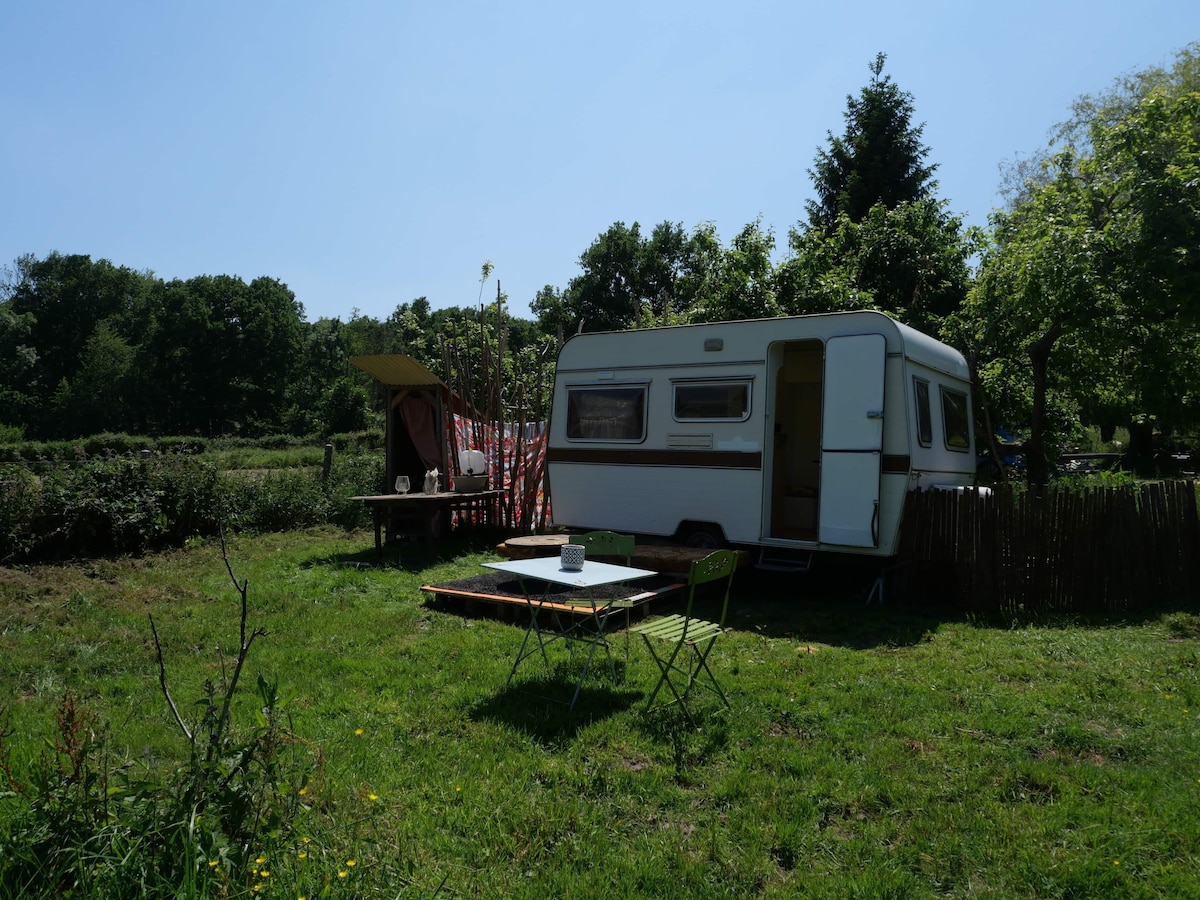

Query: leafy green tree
4;253;156;436
541;220;781;332
684;219;779;323
787;54;973;331
805;52;937;232
956;46;1200;480
780;199;978;334
50;321;137;437
0;283;38;434
558;221;654;332
138;274;306;435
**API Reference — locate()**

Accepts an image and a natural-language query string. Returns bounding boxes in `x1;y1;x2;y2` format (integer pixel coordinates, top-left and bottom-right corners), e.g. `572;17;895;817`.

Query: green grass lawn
2;527;1198;898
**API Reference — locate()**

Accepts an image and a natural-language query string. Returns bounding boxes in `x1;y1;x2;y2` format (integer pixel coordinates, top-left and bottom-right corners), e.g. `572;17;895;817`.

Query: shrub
0;465;42;562
79;433;154;458
0;448;383;562
154;435;208;455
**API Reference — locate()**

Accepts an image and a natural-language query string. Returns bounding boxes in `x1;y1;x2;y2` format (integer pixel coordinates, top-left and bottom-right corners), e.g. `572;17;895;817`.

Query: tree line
2;47;1197;481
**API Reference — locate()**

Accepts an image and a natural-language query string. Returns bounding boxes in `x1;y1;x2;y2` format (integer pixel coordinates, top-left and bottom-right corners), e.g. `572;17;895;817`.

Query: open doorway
768;340;823;540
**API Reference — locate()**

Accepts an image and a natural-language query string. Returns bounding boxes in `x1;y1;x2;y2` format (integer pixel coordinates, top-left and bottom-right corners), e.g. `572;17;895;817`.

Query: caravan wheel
680;524;726;550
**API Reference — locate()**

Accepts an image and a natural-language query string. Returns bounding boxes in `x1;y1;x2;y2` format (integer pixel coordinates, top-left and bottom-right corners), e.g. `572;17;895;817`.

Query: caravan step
755;548;814;573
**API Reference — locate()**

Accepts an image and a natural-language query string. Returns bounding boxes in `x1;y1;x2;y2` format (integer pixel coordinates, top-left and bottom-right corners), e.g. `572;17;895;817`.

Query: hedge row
0;453;384;563
0;429;385;465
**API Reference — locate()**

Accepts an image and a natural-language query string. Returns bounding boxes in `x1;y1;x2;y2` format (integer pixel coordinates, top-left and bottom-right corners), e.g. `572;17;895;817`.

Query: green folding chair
573;530;635;566
631;549;738;722
566;531;638;671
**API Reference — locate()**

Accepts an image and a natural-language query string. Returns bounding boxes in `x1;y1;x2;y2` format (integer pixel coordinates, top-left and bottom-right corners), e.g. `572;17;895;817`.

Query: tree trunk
1025;325;1063;485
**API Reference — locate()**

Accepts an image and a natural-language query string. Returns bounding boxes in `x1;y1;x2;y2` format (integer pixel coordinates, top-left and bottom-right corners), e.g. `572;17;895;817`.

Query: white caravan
546;310;975;562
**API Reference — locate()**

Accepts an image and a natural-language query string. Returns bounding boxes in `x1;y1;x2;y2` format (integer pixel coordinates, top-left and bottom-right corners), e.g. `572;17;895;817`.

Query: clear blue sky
3;1;1195;322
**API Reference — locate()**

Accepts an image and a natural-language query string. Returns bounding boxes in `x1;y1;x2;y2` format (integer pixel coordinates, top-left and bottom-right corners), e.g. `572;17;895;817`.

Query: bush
327;429;385;453
0;449;384;562
0;465;42;561
154;435;207;455
79;433;155;458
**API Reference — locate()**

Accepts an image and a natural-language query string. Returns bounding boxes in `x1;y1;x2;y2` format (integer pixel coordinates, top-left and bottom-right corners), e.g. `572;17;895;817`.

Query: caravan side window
672;379;751;422
565;385;647;441
913;378;932;447
940;387;970;451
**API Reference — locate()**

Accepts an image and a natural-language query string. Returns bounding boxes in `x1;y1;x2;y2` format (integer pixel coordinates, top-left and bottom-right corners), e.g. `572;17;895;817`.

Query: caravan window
913;378;932;447
566;385;647;441
940;387;970;451
672;379;751;422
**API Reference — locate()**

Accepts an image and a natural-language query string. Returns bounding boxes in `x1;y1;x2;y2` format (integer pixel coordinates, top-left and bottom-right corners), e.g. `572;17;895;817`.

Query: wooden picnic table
351;490;504;561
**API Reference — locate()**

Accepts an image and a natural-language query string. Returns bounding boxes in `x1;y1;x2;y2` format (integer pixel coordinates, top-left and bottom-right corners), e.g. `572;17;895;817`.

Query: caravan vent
667;433;714;450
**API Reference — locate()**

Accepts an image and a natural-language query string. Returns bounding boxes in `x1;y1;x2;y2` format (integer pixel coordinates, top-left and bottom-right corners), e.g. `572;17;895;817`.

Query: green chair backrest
684;549;738;628
575;531;635;565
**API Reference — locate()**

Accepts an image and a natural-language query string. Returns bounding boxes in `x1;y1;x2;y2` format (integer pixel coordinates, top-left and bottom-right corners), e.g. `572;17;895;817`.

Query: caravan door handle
866;409;883;419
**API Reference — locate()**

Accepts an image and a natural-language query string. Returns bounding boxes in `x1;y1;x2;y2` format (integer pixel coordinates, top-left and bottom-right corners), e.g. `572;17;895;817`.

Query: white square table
483;556;657;711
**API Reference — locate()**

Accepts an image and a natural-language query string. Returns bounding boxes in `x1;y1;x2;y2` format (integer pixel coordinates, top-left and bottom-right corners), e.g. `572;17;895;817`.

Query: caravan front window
566;385;647;441
672;380;751;422
913;378;932;447
940;387;970;451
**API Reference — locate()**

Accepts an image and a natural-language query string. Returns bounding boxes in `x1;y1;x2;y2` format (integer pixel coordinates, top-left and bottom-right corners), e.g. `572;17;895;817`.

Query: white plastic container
458;449;486;476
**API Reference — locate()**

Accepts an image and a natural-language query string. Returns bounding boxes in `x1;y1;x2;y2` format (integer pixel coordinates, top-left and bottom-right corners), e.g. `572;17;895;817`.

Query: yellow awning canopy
350;354;446;390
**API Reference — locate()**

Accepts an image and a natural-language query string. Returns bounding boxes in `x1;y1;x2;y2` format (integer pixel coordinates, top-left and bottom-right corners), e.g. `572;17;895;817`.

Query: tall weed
0;546;316;898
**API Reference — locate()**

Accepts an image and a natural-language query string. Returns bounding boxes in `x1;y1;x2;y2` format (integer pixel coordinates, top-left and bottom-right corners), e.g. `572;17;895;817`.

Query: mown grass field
2;527;1198;898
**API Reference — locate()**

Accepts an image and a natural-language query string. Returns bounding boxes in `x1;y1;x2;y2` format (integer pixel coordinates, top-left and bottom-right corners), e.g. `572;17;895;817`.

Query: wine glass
394;475;410;494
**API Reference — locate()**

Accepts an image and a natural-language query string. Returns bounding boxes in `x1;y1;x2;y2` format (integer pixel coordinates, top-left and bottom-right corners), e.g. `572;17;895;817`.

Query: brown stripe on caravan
547;447;763;469
882;455;911;473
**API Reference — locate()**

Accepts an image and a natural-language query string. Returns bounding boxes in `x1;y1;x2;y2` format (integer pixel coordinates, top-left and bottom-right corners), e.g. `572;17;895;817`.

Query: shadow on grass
469;670;643;745
632;702;734;763
718;560;967;651
302;533;503;573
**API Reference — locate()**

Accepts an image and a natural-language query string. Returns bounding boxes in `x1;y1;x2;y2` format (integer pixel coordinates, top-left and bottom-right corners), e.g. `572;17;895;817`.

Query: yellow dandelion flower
261;870;270;878
298;851;308;859
368;793;378;801
208;860;219;868
1114;859;1120;866
302;836;312;844
299;786;308;796
355;727;364;736
256;856;266;865
347;859;357;867
338;870;348;879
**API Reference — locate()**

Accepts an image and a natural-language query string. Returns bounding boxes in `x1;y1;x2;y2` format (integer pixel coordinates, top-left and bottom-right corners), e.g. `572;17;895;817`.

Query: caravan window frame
913;377;933;447
671;377;753;423
940;386;971;452
564;383;649;443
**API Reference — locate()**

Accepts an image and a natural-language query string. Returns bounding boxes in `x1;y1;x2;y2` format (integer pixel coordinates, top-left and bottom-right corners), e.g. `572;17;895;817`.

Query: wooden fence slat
895;481;1198;614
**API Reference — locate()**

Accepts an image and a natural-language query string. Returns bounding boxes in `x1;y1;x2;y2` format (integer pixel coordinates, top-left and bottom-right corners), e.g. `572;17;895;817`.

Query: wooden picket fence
892;481;1200;614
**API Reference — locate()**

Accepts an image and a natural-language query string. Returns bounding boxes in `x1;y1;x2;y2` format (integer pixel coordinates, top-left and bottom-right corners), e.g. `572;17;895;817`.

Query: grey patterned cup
560;543;586;571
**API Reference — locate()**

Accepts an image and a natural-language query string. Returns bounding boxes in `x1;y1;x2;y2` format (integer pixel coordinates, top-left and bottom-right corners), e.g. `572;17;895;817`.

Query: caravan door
819;334;885;547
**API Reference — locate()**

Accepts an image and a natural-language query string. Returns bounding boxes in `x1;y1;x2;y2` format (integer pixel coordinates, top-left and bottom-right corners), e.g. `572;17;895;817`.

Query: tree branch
149;613;193;743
